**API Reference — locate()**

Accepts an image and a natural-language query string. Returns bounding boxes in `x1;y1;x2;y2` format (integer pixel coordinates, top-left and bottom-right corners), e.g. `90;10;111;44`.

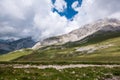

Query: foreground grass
0;66;120;80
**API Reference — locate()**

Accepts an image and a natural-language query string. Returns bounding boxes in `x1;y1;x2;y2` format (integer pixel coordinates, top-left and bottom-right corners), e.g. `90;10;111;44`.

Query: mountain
0;37;36;54
1;18;120;62
0;39;14;43
33;18;120;49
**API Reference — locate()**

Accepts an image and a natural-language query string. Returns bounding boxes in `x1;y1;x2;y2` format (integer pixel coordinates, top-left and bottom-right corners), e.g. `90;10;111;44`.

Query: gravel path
13;64;120;70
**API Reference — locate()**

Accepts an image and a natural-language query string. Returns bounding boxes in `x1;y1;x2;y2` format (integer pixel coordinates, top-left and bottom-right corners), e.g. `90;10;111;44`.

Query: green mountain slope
1;21;120;63
0;49;33;61
11;31;120;62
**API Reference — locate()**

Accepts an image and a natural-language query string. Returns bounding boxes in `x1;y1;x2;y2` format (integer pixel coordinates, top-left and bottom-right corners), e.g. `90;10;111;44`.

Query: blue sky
0;0;120;40
52;0;82;20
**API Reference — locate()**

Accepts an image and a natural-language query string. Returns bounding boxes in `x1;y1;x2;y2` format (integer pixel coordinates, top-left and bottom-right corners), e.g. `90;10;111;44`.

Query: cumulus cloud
72;1;79;11
0;0;120;41
53;0;67;12
0;0;25;19
74;0;120;25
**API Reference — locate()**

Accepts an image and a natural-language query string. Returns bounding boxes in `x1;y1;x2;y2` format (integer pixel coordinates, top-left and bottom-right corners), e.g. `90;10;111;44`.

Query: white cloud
109;12;120;19
0;0;25;19
73;0;120;26
72;1;79;11
0;26;15;33
0;0;120;41
53;0;67;12
34;11;68;39
21;0;33;7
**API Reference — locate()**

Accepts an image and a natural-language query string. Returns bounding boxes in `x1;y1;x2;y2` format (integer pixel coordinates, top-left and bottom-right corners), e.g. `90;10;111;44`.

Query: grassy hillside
0;49;33;61
0;31;120;63
14;33;120;62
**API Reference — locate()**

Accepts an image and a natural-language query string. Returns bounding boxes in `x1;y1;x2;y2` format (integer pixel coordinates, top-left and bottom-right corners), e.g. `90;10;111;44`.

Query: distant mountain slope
33;18;120;49
0;37;35;54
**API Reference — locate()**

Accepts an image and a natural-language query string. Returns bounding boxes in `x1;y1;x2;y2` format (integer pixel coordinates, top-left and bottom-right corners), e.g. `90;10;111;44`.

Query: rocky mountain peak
32;18;120;49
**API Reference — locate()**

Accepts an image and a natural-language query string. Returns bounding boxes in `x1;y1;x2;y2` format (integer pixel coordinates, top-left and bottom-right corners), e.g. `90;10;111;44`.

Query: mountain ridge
0;37;36;54
32;18;120;49
1;18;120;62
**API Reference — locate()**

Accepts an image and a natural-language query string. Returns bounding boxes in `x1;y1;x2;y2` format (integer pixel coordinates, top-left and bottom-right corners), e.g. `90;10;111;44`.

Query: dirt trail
13;64;120;70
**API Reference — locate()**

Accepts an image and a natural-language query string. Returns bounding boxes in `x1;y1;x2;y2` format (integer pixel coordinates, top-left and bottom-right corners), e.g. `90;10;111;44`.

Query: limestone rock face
33;18;120;49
